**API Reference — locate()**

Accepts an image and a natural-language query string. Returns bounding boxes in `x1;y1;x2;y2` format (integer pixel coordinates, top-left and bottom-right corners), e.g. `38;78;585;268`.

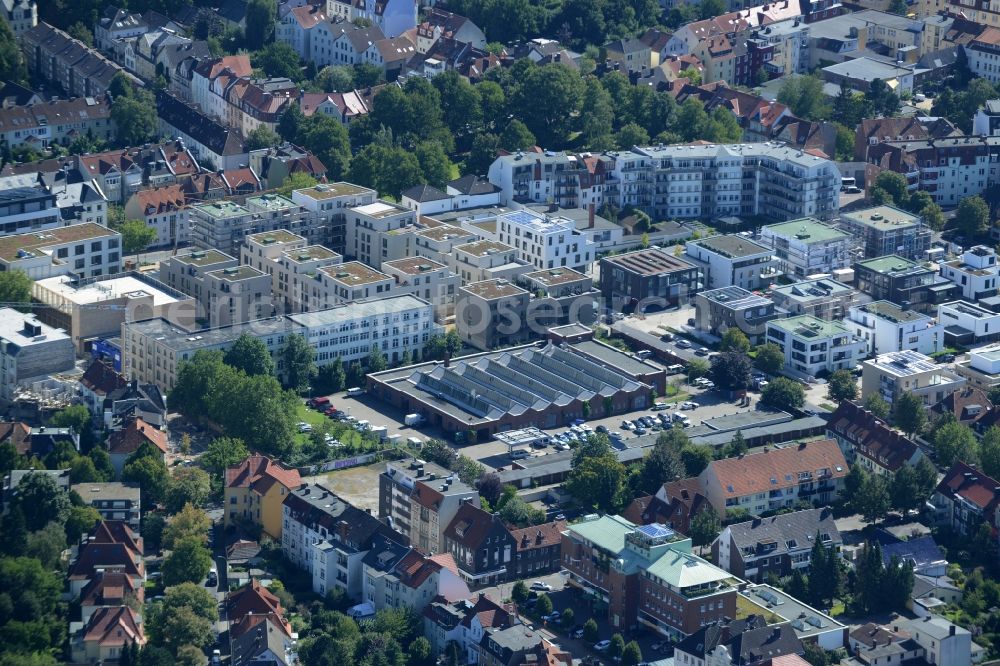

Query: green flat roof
843;205;920;230
193;200;249;218
857;254;918;274
247;194;297;211
566;514;635;553
769;314;851;338
173;249;234;267
764;218;849;243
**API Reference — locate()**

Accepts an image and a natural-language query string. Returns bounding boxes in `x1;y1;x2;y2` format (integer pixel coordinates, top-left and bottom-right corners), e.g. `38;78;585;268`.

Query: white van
635;350;654;359
347;387;364;396
406;436;423;447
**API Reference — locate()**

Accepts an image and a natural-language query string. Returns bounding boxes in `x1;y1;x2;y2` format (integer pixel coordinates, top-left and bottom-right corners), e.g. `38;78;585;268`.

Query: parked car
572;627;585;639
634;427;647;436
653;402;669;411
675;339;692;349
531;581;553;591
682;401;699;410
595;424;608;434
621;421;634;430
510;449;531;460
206;571;218;587
695;347;710;356
542;611;561;622
594;640;611;651
297;422;312;433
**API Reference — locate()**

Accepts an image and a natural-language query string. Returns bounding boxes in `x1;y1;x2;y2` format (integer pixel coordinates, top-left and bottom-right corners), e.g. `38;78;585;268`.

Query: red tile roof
936;461;1000;514
134;185;187;217
225;455;301;495
705;439;847;498
227;579;291;639
80;572;143;608
0;421;31;455
107;418;167;456
932;387;994;426
80;359;127;396
508;520;567;552
82;606;145;648
827;401;919;473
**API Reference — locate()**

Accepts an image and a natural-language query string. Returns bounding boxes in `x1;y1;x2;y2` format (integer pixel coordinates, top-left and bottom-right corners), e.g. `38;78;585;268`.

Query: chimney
444;352;450;368
338;520;349;540
949;625;956;636
588;202;595;229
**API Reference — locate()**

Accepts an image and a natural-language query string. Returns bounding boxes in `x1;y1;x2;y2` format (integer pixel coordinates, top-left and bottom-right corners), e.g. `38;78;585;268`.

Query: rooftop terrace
295;182;375;200
769;314;852;338
321;261;390;286
842;205;921;231
461;279;527;300
691;234;770;259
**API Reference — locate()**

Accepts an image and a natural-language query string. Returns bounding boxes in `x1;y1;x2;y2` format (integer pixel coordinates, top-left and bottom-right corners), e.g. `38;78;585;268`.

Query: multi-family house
326;0;415;37
759;218;852;280
1;0;36;37
281;482;400;598
713;508;841;582
0;96;113;151
826;400;923;479
227;580;296;666
71;482;141;531
443;502;515;584
107;417;167;477
698;439;848;516
78;572;143;625
601;248;703;312
157;93;249;171
21;23;137;98
892;617;975;666
71;605;145;664
248;143;327;191
854;255;958;313
379;458;481;554
0;222;121;279
562;516;737;638
312;21;386;68
506;521;566;580
854;116;959;162
685;235;777;291
225;455;302;539
290;181;376;255
415;8;486;53
930;386;996;434
68;520;144;597
456;279;531;351
938;299;1000;346
861;349;966;407
345;199;417;268
764;314;865;377
622;478;711;536
931;461;1000;541
276;3;327;61
847;300;943;355
769;278;856;320
382;256;460;321
939;245;1000;301
673;616;804;666
0;308;74;402
695;286;785;346
122;185;188;249
362;533;470;612
495;209;595;272
448;240;531;285
189;54;253;114
423;594;514;665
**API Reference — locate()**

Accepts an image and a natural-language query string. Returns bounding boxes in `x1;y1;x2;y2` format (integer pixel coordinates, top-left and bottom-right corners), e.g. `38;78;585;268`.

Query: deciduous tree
224;334;275;377
827;369;858;402
761;377;805;411
162;537;212;586
753;343;784;375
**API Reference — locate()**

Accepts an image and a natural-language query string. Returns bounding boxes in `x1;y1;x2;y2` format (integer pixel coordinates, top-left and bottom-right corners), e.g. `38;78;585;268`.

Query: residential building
326;0;416;38
973;98;1000;136
248;143;327;192
840;206;931;260
517;267;598;329
122;185;188;249
443;503;515;584
401;184;453;216
714;508;841;582
310;21;386;68
861;349;966;407
288;295;440;368
448;239;531;285
446;175;502;210
107;417;167;477
931;461;1000;541
847;300;943;355
765;315;865;377
685;235;778;291
382;257;459;321
276;3;326;61
507;521;566;580
68;520;144;597
493;209;596;272
600;248;703;311
225;455;302;539
930;386;996;434
854;255;958;313
71;606;145;664
71;482;141;531
121;315;302;392
562;516;737;637
202;264;274;328
0;422;76;459
892;617;974;666
954;344;1000;390
21;23;137;98
938;299;1000;346
160;248;237;307
291;181;377;255
826;400;923;478
698;438;848;516
186;201;251;256
1;0;36;37
0;187;62;236
939;245;1000;301
415;8;487;54
361;533;470;612
822;57;914;95
675;615;806;665
0;96;113;151
423;594;514;665
0;309;75;402
240;229;343;313
0;222;121;279
378;458;480;554
855;116;959;162
345;200;417;268
627;478;712;536
478;625;560;666
695;286;785;345
78;572;142;626
227;580;296;666
769;278;857;320
487;150;613;211
4;468;70;504
605;37;652;73
759;218;853;280
281;482;400;598
456;279;531;351
966;27;1000;84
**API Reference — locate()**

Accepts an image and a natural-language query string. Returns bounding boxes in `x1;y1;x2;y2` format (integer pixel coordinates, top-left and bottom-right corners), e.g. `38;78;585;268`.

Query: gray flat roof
288;295;431;328
128;316;300;352
690;234;770;259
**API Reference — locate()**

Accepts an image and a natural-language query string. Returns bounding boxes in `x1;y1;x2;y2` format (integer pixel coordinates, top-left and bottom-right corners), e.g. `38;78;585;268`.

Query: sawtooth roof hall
368;335;665;439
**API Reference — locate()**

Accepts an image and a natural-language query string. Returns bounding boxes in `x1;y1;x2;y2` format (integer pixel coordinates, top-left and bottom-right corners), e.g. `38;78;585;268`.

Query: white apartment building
685;234;778;290
0;187;63;237
276;4;327;62
939;245;1000;301
0;223;121;279
382;257;460;321
203;265;274;328
240;230;343;314
288;294;440;367
411;225;478;266
759;218;853;280
122;185;189;249
0;309;75;402
766;314;866;378
486;150;611;211
938;300;1000;345
327;0;416;38
291;182;377;255
160;248;237;307
495;209;595;272
955;344;1000;390
316;261;394;305
448;240;532;285
861;349;966;407
847;300;943;355
346;200;418;269
189;196;327;256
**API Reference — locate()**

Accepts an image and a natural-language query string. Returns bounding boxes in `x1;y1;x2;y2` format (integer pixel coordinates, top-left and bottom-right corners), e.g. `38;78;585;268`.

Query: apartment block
382;257;459;321
862;350;966;407
766;315;865;377
448;240;531;284
240;230;343;314
954;344;1000;390
0;309;75;402
695;286;786;345
847;300;943;355
495;209;595;272
346;200;417;269
412;225;478;266
22;22;135;98
288;295;440;368
291;182;377;255
939;245;1000;301
0;187;63;236
189;196;325;256
160;248;237;308
759;218;853;280
938;300;1000;346
0;96;113;151
826;400;923;479
122;186;188;249
685;235;777;290
698;439;848;516
600;248;703;311
518;268;598;329
854;255;958;313
840;206;931;260
203;265;274;328
378;458;480;553
225;455;301;539
769;278;857;320
487;150;613;210
932;461;1000;544
456;279;531;351
561;515;736;638
71;482;141;531
316;261;394;305
0;222;121;279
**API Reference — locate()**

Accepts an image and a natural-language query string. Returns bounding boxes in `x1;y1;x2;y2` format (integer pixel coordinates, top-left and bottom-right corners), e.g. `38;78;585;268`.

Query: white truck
404;413;425;426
